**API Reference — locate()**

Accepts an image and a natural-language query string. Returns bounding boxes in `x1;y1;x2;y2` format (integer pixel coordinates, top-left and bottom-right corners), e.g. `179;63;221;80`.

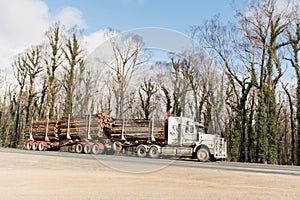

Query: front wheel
196;147;210;162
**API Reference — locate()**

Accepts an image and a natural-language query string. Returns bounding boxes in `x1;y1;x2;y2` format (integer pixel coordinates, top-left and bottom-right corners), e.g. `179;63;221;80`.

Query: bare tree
104;33;145;118
12;54;28;147
285;18;300;165
138;79;157;119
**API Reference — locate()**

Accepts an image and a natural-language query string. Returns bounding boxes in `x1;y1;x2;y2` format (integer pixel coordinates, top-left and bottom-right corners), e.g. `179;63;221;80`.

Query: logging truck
24;113;227;162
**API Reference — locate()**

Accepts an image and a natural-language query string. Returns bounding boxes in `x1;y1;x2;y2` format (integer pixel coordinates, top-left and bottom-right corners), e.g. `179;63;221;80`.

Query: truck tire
136;145;147;158
196;147;210;162
38;142;45;151
32;142;38;151
75;143;83;153
84;144;91;154
149;146;160;159
92;144;99;154
112;142;122;153
26;142;32;150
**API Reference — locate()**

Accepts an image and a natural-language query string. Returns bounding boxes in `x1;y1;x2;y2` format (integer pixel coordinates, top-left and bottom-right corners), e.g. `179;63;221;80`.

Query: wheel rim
137;146;147;158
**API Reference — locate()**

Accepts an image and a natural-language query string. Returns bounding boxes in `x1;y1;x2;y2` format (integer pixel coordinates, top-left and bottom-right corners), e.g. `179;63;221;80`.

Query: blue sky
44;0;247;34
0;0;249;81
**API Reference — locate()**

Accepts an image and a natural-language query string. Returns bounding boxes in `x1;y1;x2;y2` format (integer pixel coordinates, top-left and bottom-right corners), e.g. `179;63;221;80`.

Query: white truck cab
160;116;227;161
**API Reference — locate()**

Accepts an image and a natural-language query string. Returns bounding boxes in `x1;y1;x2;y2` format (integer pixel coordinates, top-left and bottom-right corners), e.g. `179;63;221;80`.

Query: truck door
181;120;197;146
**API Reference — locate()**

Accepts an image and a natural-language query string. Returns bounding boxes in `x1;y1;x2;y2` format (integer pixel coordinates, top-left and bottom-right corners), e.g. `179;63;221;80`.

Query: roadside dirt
0;151;299;200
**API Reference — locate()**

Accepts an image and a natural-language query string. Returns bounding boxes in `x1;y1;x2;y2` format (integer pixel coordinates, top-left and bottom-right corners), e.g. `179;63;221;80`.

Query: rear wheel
196;147;210;162
84;143;91;154
136;145;147;158
92;144;99;154
148;146;160;159
26;142;32;150
38;142;45;151
32;142;38;151
75;143;83;153
112;142;122;153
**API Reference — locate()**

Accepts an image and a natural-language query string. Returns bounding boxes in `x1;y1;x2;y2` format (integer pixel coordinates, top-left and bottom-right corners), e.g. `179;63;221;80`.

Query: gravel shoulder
0;151;299;200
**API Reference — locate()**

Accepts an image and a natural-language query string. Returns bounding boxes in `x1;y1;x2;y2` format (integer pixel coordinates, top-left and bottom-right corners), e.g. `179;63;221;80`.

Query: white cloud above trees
0;0;87;79
54;7;87;30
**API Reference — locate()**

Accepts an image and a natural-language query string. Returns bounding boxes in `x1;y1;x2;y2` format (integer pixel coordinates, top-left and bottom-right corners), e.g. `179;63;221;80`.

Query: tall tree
24;46;43;124
237;0;290;164
12;55;28;147
62;32;84;117
104;33;145;118
44;23;65;119
286;23;300;165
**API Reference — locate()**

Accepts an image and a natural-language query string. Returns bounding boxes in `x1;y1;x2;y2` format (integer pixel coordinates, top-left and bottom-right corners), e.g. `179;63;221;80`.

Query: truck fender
193;144;210;154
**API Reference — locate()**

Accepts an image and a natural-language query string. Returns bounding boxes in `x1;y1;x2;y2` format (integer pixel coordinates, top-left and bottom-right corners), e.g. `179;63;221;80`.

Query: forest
0;0;300;165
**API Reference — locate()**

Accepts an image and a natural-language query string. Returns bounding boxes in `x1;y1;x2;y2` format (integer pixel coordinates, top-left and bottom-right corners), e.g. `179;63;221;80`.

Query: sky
43;0;245;34
0;0;250;80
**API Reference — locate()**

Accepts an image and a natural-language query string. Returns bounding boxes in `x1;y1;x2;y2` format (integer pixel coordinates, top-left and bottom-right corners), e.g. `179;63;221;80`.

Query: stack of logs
25;113;165;142
25;120;60;141
59;114;100;140
25;113;114;142
108;119;165;141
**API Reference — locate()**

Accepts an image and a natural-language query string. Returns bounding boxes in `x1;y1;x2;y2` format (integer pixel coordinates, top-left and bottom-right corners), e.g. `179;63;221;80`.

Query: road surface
0;148;300;199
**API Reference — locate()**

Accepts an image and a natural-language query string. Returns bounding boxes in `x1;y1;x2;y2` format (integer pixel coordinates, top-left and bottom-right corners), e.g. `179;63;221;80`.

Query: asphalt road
1;147;300;176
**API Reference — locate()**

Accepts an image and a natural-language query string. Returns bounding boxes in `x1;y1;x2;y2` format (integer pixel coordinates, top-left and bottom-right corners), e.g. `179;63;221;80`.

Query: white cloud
83;30;110;54
55;7;87;30
0;0;50;48
0;0;87;86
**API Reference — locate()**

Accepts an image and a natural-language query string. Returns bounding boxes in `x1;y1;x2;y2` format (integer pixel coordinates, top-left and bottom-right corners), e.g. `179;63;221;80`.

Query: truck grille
214;137;227;159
